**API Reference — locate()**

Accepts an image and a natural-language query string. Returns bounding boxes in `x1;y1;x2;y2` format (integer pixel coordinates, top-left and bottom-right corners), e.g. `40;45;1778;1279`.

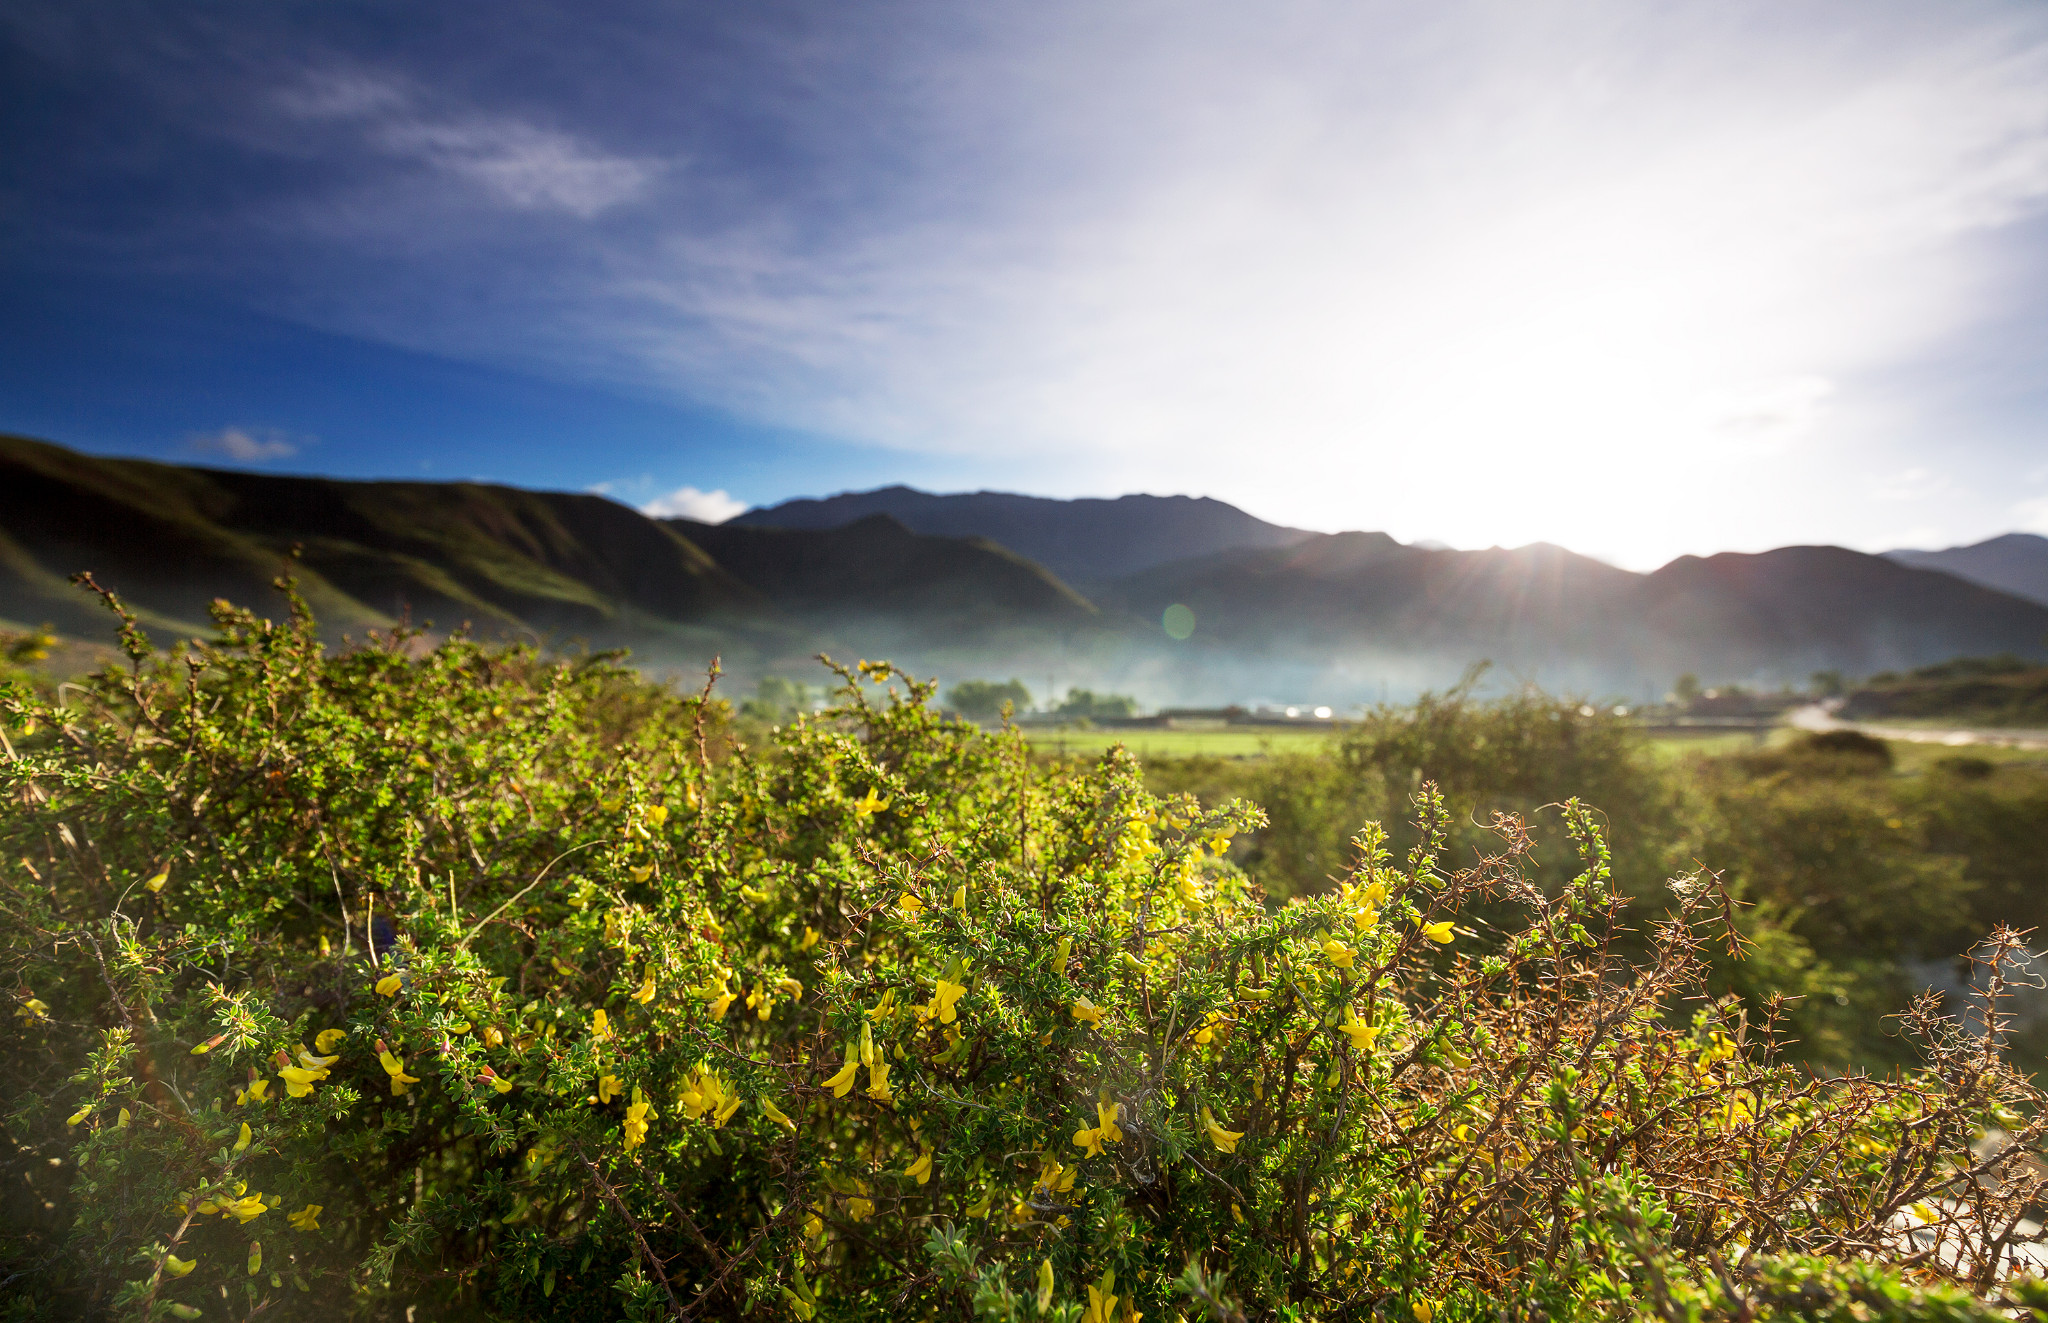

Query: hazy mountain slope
1886;533;2048;606
730;486;1312;584
1101;533;2048;689
1639;546;2048;676
667;514;1097;621
0;434;761;641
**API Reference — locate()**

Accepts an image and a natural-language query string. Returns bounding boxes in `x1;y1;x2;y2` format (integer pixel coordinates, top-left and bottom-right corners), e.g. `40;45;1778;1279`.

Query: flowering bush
5;583;2048;1321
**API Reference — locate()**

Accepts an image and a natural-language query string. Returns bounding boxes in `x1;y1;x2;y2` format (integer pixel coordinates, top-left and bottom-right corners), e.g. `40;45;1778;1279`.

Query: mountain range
4;433;2044;703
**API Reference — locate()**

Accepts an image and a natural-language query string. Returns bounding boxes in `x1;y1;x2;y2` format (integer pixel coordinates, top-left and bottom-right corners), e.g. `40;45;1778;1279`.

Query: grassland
1024;724;1341;759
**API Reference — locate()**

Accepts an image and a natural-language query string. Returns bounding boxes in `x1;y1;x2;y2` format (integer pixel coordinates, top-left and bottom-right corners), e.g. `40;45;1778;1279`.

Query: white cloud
187;427;305;463
285;70;655;218
641;486;746;523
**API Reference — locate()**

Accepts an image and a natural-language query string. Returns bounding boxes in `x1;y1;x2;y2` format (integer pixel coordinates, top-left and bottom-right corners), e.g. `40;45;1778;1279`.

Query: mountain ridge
1886;533;2048;607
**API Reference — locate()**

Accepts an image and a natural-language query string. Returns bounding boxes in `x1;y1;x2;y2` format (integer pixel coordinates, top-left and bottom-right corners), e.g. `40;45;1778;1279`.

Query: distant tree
948;678;1032;723
1054;687;1138;720
740;675;813;723
1671;673;1702;704
1809;669;1846;698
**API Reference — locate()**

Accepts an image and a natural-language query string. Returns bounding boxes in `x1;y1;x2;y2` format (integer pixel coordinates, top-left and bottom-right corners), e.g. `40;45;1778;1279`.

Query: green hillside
0;436;1094;653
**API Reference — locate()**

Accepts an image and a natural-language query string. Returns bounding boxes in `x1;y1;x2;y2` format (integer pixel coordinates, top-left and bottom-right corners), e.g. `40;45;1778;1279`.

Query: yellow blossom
165;1253;197;1278
759;1096;797;1132
1421;920;1455;945
1072;1125;1104;1158
597;1073;624;1105
118;1107;131;1127
298;1044;339;1069
623;1086;653;1150
866;1060;893;1102
591;1008;611;1039
278;1065;327;1098
233;1122;252;1153
776;975;804;999
896;891;925;914
740;885;773;905
378;1049;420;1096
854;789;890;817
965;1190;993;1218
643;803;668;828
799;926;821;950
1070;997;1104;1028
1321;938;1356;971
1413;1299;1434;1323
931;979;968;1024
66;1106;91;1126
1083;1269;1118;1323
1202;1105;1245;1153
629;865;654;883
374;974;402;997
289;1204;321;1231
221;1194;267;1224
18;998;49;1020
823;1055;860;1099
631;969;657;1004
235;1077;271;1106
1095;1095;1124;1143
144;867;169;893
1339;1005;1379;1052
904;1147;934;1185
479;1066;515;1094
1037;1258;1056;1312
313;1029;346;1055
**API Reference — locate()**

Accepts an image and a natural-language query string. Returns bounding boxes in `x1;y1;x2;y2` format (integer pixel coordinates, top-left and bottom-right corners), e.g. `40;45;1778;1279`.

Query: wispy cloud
641;485;745;523
187;427;307;464
284;70;657;218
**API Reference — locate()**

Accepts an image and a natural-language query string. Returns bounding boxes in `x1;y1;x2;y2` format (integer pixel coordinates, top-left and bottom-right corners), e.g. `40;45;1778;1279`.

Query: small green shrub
5;586;2048;1321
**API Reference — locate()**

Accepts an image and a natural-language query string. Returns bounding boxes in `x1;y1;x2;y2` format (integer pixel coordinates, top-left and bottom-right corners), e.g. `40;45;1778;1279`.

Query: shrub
948;679;1034;724
5;586;2048;1321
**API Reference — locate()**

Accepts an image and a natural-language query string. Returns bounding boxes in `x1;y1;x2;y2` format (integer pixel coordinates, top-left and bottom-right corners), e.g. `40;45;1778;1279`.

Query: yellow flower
591;1008;611;1040
1421;920;1455;945
904;1147;934;1185
1202;1105;1245;1153
1072;1125;1104;1158
759;1096;797;1132
378;1049;420;1096
313;1029;346;1055
643;803;668;828
1339;1005;1379;1052
866;1059;894;1102
1070;997;1104;1028
221;1194;267;1224
965;1190;993;1218
235;1077;270;1106
118;1107;131;1128
144;867;169;892
66;1106;91;1127
854;789;890;818
740;885;773;905
776;975;804;999
1095;1095;1124;1143
631;969;657;1004
19;998;49;1020
278;1065;326;1098
1321;938;1357;971
931;979;968;1024
479;1066;515;1094
374;973;402;997
233;1122;252;1153
597;1073;624;1105
1413;1299;1434;1323
823;1057;860;1099
1353;905;1381;931
798;926;821;950
623;1086;653;1150
628;865;654;883
1083;1269;1118;1323
298;1044;339;1069
897;891;925;914
165;1253;197;1278
1037;1258;1056;1312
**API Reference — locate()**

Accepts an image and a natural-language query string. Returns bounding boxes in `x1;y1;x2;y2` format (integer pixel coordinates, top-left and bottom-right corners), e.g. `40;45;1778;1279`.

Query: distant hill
1886;533;2048;606
730;486;1312;584
0;436;1087;652
664;514;1095;622
1838;654;2048;728
1099;536;2048;690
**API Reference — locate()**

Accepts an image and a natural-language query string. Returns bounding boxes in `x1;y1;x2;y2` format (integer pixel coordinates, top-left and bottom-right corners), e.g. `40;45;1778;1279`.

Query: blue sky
5;0;2048;566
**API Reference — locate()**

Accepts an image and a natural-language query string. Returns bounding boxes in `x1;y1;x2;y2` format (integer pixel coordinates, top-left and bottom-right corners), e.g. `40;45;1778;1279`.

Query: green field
1024;724;1341;759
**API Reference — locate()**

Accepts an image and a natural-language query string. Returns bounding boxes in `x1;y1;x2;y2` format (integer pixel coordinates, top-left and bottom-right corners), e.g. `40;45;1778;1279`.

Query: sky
5;0;2048;569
